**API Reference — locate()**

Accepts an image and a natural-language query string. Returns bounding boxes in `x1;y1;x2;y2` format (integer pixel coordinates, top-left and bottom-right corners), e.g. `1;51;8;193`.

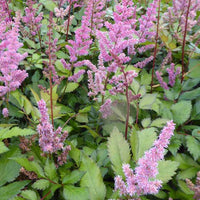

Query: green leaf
107;127;130;176
76;113;88;123
131;128;157;161
80;154;106;200
177;167;199;180
0;141;9;154
21;190;37;200
179;87;200;100
62;170;86;184
11;157;45;178
63;185;89;200
156;160;179;183
139;93;157;109
0;181;30;200
151;118;168;128
39;0;56;11
32;179;50;190
44;159;57;181
168;136;181;156
182;78;200;91
178;180;194;195
187;59;200;78
65;83;79;93
0;127;35;140
0;148;21;186
172;153;199;170
141;118;151;128
171;101;192;125
186;135;200;160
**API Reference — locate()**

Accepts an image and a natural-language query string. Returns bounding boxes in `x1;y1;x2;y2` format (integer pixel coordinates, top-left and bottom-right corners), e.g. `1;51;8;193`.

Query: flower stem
151;0;161;93
181;0;191;83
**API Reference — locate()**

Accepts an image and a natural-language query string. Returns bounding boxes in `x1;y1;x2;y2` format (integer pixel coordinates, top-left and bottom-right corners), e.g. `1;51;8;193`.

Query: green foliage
139;93;157;110
0;127;35;141
186;135;200;160
63;185;89;200
62;170;86;184
32;179;50;190
156;160;179;183
107;127;130;176
12;157;45;178
131;128;157;161
21;190;38;200
80;154;106;200
0;181;30;200
0;148;21;187
171;101;192;125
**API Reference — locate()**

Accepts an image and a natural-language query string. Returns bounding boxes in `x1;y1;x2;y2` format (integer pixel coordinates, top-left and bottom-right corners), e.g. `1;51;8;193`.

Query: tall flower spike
0;11;28;97
115;121;175;197
37;99;69;154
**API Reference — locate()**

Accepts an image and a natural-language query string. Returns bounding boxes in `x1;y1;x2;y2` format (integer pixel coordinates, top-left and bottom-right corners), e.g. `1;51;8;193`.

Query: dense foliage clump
0;0;200;199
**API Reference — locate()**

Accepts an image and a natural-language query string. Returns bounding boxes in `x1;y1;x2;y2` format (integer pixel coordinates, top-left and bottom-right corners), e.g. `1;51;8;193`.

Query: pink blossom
115;121;175;197
2;108;9;118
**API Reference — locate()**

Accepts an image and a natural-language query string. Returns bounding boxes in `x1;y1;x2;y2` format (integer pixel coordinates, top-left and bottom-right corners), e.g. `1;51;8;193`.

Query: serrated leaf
62;170;86;184
107;127;130;176
0;181;30;200
21;190;37;200
171;101;192;125
32;179;50;190
188;59;200;78
11;158;45;178
168;136;181;156
39;0;56;11
132;128;157;161
178;180;194;195
139;93;157;110
172;153;199;170
180;87;200;100
63;185;89;200
0;141;9;154
156;160;179;183
151;118;168;128
177;167;199;180
80;154;106;200
0;127;35;140
141;118;151;128
65;83;79;93
0;148;21;186
44;159;57;181
186;135;200;160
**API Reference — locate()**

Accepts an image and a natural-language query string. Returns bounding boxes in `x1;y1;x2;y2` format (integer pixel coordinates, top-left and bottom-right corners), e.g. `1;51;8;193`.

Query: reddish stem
181;0;191;83
40;190;51;200
66;0;72;42
151;0;161;93
5;0;12;21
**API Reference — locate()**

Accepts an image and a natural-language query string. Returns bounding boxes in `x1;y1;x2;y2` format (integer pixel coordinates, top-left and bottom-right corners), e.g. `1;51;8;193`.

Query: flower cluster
115;121;175;197
0;11;28;97
156;63;181;90
37;99;69;155
22;0;43;36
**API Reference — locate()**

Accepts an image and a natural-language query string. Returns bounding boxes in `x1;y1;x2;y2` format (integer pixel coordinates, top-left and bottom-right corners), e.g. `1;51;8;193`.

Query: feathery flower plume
0;11;28;97
115;121;175;197
37;99;69;154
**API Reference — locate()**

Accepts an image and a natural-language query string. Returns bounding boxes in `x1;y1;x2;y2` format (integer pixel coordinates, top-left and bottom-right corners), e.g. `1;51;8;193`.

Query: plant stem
181;0;191;83
40;190;51;200
49;72;54;128
151;0;161;93
66;0;72;42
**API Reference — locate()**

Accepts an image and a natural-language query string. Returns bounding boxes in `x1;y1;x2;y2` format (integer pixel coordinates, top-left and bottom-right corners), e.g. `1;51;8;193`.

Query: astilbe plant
115;121;175;198
37;99;70;165
0;8;28;113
